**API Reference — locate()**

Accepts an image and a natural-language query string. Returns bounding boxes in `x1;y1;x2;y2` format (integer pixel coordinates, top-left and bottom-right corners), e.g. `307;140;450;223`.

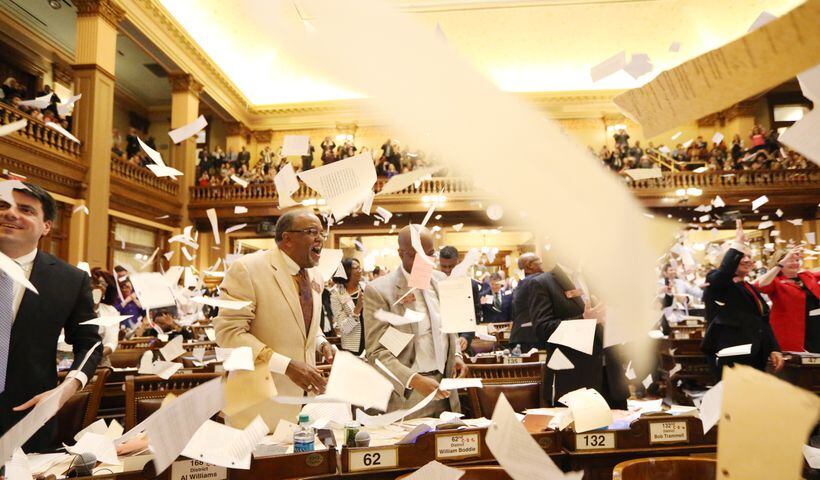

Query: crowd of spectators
597;126;813;174
1;77;72;131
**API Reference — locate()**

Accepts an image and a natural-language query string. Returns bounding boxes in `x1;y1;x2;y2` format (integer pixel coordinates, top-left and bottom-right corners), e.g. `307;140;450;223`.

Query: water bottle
293;414;314;452
511;344;522;357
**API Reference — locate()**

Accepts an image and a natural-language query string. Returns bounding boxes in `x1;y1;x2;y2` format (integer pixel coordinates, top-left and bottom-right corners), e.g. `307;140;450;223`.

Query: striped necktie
0;270;15;394
296;269;313;333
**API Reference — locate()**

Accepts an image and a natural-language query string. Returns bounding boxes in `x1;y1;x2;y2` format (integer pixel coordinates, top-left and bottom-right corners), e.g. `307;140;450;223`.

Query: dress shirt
267;251;330;375
400;266;442;374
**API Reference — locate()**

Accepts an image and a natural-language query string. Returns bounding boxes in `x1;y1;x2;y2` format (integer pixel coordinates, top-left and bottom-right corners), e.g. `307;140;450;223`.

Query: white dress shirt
400;266;442;373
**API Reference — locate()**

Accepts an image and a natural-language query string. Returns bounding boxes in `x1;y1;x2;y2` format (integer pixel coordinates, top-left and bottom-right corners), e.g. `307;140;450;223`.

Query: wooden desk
778;355;820;394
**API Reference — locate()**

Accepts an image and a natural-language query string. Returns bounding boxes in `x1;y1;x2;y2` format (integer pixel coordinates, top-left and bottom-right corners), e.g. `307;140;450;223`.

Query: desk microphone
66;452;96;477
354;430;371;447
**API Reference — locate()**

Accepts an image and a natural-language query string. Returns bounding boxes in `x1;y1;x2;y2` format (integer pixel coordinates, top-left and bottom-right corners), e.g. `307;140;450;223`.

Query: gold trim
74;0;126;28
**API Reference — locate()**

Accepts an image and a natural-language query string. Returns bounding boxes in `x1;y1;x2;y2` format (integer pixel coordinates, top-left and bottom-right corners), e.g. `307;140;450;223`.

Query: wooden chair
613;457;716;480
398;466;512;479
466;362;544;384
468;382;541;418
124;372;222;430
181;340;217;353
55;367;111;445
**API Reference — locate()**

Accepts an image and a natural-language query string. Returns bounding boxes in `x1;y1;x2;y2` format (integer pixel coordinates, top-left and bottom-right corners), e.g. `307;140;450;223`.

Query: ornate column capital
225;121;249;137
253;129;273;143
52;61;74;86
74;0;125;27
168;73;204;97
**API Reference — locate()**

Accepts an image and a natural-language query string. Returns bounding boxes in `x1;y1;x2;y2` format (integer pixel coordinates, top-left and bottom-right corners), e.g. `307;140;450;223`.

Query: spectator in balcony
198;172;210;187
749;125;766;153
637;155;653;169
238;145;251;168
114;280;144;328
260;146;274;173
613;128;629;148
2;77;25;100
302;142;315;171
764;128;780;154
730;134;744;160
338;140;357;160
321;137;336;164
330;258;366;355
671;143;687;162
226;148;238;168
628;140;644;160
125;128;140;159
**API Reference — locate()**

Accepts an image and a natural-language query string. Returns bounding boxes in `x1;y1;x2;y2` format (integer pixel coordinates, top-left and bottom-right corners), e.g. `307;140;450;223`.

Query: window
110;220;159;272
772;105;808;123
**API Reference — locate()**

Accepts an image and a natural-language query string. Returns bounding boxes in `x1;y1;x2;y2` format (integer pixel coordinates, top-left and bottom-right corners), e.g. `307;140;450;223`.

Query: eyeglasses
287;227;328;239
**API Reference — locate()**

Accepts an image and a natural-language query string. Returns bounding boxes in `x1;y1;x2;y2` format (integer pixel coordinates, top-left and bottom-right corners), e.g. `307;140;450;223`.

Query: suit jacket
363;268;460;413
480;288;513;324
702;247;780;367
510;273;547;345
458;279;484;349
756;270;820;352
215;246;324;430
0;251;101;451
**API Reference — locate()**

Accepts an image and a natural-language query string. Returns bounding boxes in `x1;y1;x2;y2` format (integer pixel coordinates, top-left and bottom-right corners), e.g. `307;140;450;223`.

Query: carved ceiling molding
252;129;273;143
225;121;251;137
52;60;74;86
168;72;204;96
697;99;757;127
75;0;126;28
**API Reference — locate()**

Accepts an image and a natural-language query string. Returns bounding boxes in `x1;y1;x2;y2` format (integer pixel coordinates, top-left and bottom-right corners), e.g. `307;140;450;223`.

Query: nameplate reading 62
348;447;398;472
575;432;615;450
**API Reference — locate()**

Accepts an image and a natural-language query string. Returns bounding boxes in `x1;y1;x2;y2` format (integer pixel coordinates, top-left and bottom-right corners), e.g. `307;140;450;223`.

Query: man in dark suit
0;181;101;452
702;220;784;379
437;246;482;354
479;272;512;324
509;252;544;351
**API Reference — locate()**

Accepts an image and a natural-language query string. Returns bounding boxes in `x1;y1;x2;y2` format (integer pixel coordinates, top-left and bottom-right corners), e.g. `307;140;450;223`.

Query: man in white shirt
363;225;468;418
0;181;101;452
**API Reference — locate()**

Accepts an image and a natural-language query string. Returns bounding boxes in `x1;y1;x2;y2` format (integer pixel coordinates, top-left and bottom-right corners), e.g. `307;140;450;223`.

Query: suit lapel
268;247;306;340
11;252;52;348
392;269;413;330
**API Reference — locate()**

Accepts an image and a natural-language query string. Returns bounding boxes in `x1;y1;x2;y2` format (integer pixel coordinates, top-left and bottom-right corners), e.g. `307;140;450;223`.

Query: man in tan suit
215;209;335;430
363;225;468;418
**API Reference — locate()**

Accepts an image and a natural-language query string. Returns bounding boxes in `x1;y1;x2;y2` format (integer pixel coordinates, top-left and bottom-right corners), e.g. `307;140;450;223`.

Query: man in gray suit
363;225;468;417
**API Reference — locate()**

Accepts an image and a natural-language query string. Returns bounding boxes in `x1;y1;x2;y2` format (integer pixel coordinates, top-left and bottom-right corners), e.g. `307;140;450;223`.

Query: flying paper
45;122;79;143
378;326;415;357
223;346;254;372
316;248;344;283
378;166;442;195
0;251;38;294
374;308;426;326
716;344;752;357
80;315;132;328
590;51;626;82
281;135;310;157
438;276;477;333
0;119;27;137
325;351;392;410
557;388;612;433
297;152;376;220
225;223;247;234
191;296;251;310
547;348;575;370
547;319;596;355
274;162;300;208
230;175;249;188
623;53;653;79
168;115;207;144
206;208;220;245
751;195;769;210
234;206;248;214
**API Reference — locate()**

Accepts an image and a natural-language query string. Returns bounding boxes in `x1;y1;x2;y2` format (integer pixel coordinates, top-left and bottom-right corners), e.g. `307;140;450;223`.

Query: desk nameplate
170;459;227;480
435;431;481;460
348;446;399;472
649;421;689;444
575;432;616;450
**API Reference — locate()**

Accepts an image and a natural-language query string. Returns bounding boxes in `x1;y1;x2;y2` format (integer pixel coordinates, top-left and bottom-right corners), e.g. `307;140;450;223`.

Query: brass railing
0;102;81;158
110;156;179;196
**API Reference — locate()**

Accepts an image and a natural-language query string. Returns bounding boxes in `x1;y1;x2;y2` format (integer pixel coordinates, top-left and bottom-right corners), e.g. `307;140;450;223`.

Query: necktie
493;293;502;312
0;271;15;394
742;282;764;315
296;269;313;333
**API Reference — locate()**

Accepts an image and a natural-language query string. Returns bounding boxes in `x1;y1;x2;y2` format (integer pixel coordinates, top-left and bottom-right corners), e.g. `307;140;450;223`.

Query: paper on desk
192;296;251;310
590;51;626;82
378;326;415;357
274;162;300;208
160;335;185;361
408;253;434;290
182;415;267;469
73;418;107;441
192;347;206;363
316;248;344;283
66;432;120;466
438;276;477;333
223;346;254;371
699;381;723;434
623;168;662;181
0;251;38;294
613;1;820;137
403;460;465;480
145;376;225;474
356;390;438;427
4;449;32;480
281;135;310;157
449;248;480;279
301;398;352;429
557;388;612;433
0;382;68;463
374;308;426;326
205;328;216;341
0;119;27;137
439;378;482;390
270;419;300;444
547;319;596;355
138;351;153;374
718;365;820;480
486;394;582;480
547;348;575;370
297;152;376;220
716;343;752;357
325;351;392;410
378;167;442;195
168;115;207;144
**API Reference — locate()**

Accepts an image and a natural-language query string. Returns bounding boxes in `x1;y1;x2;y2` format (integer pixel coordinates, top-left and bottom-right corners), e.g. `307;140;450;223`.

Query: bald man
509;253;544;351
363;225;467;417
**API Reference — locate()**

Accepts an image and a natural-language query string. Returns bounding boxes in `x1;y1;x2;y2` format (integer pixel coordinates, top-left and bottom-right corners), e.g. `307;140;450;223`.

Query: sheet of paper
55;93;82;116
182;415;266;470
144;377;225;474
420;203;437;228
152;361;183;380
669;41;681;52
438;276;477;333
486;394;582;480
146;164;183;178
159;335;185;361
129;272;176;309
79;314;131;328
205;327;216;341
18;93;52;110
378;326;415;357
137;137;165;166
374;308;426;326
716;343;752;357
191;296;251;310
0;119;27;137
281;135;310;157
718;365;820;480
623;168;662;181
224;223;247;235
408;253;434;290
798;64;820;102
439;378;482;390
301;399;352;429
590;51;626;82
547;348;575;370
780;108;820;164
804;445;820;469
4;449;33;480
325;351;393;410
375;206;393;223
751;195;769;210
192;347;206;363
757;220;774;230
409;224;434;266
807;232;817;245
613;1;820;137
699;382;723;434
316;248;344;283
230;175;249;188
355;390;437;427
297;152;376;220
270;419;300;444
66;432;120;466
378;166;442;195
557;388;612;433
449;248;480;279
748;10;777;31
205;208;220;245
234;205;248;214
0;382;68;463
402;460;465;480
223;346;254;371
73;418;108;442
0;251;37;294
547;319;597;355
168;115;207;144
274;162;300;208
623;53;653;79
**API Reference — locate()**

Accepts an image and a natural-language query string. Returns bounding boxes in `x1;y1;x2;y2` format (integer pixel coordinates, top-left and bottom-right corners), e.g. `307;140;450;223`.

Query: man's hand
409;374;449;400
14;378;79;412
453;357;469;378
458;336;468;352
735;219;746;244
584;301;607;324
770;351;785;372
320;343;335;364
285;360;327;394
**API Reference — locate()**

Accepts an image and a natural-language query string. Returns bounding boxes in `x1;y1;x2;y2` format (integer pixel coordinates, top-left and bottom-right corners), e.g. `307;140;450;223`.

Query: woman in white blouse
330;258;365;354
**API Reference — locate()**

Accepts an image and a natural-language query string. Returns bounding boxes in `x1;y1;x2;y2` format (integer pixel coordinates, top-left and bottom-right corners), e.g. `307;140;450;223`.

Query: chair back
398;466;512;479
467;362;543;384
55;367;111;445
613;457;716;480
124;372;222;429
468;382;541;418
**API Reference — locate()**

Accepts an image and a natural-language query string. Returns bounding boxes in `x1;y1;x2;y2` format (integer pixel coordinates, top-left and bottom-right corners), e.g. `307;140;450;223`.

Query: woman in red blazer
756;247;820;353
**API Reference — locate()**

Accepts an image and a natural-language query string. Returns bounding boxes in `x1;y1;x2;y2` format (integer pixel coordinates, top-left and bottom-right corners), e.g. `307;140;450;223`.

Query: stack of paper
557;388;612;433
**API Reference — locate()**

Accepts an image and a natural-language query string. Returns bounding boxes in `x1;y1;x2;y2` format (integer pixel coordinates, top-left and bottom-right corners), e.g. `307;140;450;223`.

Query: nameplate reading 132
348;447;398;472
575;432;615;450
435;432;481;459
649;421;688;444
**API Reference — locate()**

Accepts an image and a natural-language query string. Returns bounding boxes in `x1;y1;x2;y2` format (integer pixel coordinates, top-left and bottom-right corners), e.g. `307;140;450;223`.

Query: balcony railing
0;102;81;158
110;156;179;196
626;168;819;191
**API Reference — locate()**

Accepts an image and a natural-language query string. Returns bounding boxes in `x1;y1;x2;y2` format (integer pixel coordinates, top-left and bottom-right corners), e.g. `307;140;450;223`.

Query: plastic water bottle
511;344;522;357
293;414;314;452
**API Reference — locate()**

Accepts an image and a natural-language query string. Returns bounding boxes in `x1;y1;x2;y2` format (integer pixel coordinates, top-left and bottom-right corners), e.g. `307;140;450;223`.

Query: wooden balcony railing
0;102;81;158
110;156;179;196
626;168;819;191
